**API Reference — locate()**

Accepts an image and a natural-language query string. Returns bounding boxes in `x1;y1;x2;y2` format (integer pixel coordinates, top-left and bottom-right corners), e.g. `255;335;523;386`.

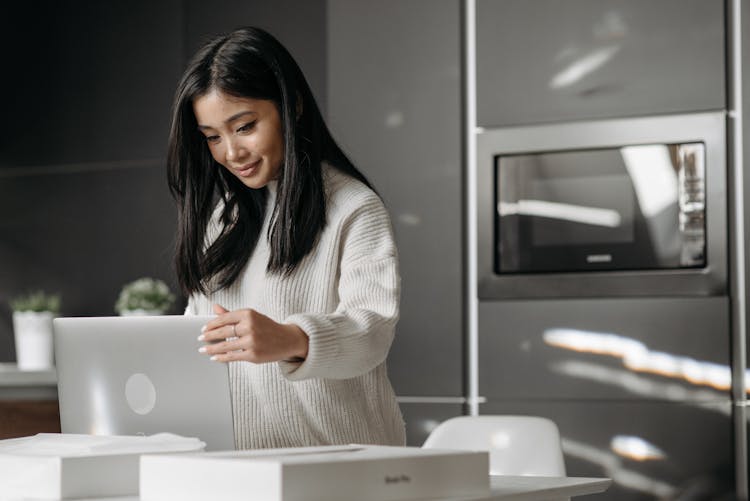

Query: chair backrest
422;415;566;476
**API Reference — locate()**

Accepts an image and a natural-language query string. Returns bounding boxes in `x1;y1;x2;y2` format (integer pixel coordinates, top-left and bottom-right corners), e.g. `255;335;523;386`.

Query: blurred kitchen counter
0;363;60;439
0;362;57;399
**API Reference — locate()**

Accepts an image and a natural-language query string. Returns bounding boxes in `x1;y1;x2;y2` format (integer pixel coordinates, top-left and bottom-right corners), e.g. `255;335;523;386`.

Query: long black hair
167;26;372;296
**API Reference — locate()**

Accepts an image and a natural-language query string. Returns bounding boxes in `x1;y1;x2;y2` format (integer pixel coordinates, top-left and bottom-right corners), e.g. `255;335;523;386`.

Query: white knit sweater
186;166;406;449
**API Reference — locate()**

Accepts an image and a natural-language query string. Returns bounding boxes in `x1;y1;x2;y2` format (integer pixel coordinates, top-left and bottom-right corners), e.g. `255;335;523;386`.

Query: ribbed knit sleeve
278;194;400;381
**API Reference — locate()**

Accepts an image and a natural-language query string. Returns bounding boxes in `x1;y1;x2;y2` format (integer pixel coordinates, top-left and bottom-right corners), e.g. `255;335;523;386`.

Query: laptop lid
54;315;235;451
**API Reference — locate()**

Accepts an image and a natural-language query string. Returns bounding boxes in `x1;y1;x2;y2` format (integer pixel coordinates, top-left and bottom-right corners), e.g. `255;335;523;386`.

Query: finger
209;350;247;363
199;336;244;356
203;310;243;333
202;323;238;343
213;303;229;315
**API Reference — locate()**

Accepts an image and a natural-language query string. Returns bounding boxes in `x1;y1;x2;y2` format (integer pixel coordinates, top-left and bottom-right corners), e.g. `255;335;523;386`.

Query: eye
237;121;256;133
205;135;220;144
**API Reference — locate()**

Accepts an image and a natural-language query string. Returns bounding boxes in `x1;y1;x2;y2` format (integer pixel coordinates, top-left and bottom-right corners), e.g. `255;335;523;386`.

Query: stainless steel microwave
476;112;727;299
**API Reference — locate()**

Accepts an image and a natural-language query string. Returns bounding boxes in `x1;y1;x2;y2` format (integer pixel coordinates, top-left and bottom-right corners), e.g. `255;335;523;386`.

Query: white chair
422;415;566;477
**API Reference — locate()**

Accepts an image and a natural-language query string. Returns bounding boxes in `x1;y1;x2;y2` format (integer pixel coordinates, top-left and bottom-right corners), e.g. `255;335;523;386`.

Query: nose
225;138;246;163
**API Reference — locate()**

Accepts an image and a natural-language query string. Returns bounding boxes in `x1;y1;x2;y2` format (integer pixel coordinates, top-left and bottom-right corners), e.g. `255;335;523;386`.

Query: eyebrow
196;110;257;131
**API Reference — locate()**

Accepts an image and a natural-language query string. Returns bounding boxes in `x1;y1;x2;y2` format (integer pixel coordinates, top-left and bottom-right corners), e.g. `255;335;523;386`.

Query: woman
166;26;406;449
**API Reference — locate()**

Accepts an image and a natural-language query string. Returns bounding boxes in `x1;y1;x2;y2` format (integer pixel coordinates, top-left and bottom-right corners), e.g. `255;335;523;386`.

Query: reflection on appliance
550;360;730;414
497;200;622;228
549;45;622;89
543;327;739;393
549;10;627;90
610;435;666;461
621;144;678;218
623;143;706;266
562;437;677;498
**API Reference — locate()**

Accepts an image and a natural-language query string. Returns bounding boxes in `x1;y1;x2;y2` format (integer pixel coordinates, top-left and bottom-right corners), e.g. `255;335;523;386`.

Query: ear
295;91;303;120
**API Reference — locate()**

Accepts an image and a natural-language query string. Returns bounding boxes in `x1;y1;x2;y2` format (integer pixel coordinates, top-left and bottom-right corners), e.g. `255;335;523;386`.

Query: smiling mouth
235;159;261;177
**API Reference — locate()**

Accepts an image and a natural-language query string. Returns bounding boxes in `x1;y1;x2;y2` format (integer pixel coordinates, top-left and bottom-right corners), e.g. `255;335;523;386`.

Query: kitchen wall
0;1;184;361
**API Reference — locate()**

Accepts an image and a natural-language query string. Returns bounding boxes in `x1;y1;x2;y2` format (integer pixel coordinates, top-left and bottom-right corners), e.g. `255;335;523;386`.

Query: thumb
213;304;229;315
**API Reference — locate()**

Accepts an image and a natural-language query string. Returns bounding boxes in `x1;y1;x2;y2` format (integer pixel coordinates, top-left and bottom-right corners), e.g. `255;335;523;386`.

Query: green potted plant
115;277;175;316
10;291;61;370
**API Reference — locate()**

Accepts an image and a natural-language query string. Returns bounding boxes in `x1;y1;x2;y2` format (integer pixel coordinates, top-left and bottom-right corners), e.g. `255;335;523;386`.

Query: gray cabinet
482;400;735;500
476;0;725;127
478;296;734;499
327;0;464;397
478;297;731;401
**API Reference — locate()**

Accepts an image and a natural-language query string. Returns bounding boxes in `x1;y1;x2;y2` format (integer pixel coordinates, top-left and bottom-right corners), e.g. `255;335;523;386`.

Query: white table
456;475;611;500
53;475;610;501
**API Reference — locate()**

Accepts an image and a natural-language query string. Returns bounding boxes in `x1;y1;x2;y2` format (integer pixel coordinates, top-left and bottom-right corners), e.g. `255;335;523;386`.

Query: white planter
120;309;163;316
12;311;55;371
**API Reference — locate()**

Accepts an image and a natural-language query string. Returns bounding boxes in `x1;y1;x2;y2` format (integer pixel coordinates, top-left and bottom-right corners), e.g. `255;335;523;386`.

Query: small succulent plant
115;277;175;315
10;291;61;314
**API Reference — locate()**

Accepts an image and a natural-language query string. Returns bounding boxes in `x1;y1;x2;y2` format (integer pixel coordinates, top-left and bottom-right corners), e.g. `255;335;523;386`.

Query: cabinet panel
0;400;61;439
328;0;463;396
478;297;731;400
482;399;735;500
476;0;725;127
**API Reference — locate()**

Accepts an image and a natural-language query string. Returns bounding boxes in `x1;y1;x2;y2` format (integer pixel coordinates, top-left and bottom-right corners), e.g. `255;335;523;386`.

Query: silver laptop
54;315;235;451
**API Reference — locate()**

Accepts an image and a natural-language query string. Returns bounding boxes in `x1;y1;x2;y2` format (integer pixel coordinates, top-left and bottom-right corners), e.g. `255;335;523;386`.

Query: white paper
0;432;204;457
0;433;205;500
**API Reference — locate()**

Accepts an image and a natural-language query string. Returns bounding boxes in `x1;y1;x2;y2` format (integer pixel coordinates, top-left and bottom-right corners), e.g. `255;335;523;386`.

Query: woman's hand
198;304;309;363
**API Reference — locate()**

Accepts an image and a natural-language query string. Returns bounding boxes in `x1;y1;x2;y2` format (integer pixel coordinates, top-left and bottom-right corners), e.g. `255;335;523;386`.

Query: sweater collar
265;179;278;199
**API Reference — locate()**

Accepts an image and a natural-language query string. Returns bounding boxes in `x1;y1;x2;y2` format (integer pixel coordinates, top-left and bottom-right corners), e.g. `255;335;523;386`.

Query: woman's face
193;90;284;189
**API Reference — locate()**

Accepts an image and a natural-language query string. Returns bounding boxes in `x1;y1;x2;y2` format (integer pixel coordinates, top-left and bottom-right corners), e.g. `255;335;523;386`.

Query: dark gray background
0;0;327;361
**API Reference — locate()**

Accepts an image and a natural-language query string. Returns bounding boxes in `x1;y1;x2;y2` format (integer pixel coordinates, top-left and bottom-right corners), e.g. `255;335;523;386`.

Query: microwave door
495;143;705;275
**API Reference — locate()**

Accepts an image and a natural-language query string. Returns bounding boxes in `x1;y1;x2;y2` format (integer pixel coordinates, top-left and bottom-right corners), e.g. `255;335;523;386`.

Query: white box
0;433;205;499
140;444;489;501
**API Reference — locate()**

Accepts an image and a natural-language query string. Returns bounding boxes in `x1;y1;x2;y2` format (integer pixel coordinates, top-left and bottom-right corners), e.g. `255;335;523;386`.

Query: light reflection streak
562;438;677;497
549;45;621;89
89;376;113;435
621;145;678;218
544;328;740;393
610;435;666;461
550;360;730;414
498;200;622;227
